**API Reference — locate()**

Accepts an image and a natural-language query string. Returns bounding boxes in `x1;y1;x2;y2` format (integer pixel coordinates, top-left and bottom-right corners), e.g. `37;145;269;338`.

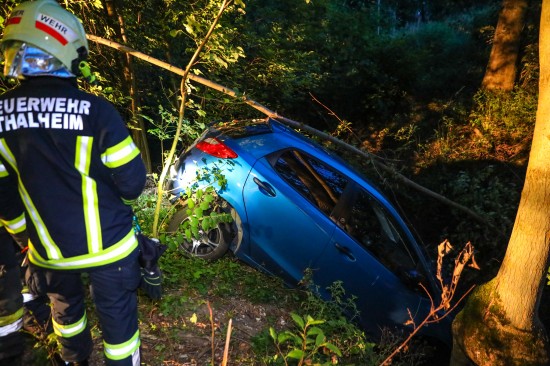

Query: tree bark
102;0;152;172
482;0;528;91
451;1;550;364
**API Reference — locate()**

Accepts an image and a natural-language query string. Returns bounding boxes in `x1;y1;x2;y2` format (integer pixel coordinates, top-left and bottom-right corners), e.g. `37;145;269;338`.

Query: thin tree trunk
482;0;528;91
102;0;152;172
451;2;550;364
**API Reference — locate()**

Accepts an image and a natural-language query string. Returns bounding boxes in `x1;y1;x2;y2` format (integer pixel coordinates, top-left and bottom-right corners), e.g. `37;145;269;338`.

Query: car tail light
196;137;238;159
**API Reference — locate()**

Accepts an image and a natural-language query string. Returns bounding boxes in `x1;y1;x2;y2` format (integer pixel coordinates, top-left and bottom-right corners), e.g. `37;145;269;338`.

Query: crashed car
166;117;452;346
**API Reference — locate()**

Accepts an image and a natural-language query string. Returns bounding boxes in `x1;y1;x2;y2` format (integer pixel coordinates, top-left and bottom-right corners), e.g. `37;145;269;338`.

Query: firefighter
0;181;51;365
0;224;25;366
0;1;147;365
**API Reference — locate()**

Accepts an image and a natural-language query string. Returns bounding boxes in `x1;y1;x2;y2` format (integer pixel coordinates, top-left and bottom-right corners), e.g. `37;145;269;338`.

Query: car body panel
240;157;337;285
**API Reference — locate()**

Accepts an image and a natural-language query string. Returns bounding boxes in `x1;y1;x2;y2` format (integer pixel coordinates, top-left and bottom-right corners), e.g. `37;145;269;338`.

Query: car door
312;182;434;338
241;148;345;286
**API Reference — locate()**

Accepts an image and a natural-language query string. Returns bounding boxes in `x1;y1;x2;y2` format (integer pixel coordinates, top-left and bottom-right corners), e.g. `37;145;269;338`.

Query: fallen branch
222;319;233;366
86;34;498;230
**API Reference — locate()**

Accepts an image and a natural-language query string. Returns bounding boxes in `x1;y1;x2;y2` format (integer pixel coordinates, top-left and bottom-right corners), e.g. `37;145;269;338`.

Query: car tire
167;203;232;260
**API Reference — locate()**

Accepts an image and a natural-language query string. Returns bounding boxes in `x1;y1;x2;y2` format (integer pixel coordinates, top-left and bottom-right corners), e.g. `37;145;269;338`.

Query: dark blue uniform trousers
37;253;141;365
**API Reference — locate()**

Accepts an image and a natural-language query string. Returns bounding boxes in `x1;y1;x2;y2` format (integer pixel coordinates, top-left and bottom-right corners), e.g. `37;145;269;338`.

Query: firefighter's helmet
1;0;88;79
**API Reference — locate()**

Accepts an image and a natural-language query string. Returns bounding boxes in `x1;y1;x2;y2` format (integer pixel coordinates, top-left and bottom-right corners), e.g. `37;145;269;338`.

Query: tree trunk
482;0;528;91
102;0;152;172
451;1;550;364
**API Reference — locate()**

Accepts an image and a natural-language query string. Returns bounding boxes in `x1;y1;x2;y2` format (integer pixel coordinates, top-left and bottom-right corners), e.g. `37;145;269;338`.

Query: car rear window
211;119;272;139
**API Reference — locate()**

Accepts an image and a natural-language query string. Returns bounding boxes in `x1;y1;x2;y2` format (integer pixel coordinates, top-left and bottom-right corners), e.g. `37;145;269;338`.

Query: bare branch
379;240;479;365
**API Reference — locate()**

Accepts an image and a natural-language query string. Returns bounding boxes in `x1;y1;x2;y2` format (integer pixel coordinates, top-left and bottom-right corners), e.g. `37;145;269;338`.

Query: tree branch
87;34;498;232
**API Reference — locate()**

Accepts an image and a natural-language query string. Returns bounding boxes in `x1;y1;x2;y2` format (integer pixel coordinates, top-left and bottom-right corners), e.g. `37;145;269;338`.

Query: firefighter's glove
137;234;167;270
140;266;162;300
25;264;47;296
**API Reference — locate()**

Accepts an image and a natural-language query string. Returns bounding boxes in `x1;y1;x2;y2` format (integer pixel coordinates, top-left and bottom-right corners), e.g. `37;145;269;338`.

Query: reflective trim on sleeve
0;308;23;328
0;161;7;177
121;197;136;206
53;312;87;338
101;136;141;169
75;136;102;254
0;139;63;259
28;229;138;270
104;329;140;361
22;292;38;303
1;212;26;234
0;317;23;337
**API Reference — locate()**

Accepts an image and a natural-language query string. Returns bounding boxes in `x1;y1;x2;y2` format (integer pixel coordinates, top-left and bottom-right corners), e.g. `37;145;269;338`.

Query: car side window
342;188;427;289
273;149;347;215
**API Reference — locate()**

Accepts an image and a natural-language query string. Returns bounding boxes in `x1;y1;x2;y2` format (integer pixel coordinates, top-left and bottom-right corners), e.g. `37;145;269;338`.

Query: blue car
166;117;452;346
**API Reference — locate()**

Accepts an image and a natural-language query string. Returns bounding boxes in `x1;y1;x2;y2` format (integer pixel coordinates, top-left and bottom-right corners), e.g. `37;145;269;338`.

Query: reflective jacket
0;77;146;270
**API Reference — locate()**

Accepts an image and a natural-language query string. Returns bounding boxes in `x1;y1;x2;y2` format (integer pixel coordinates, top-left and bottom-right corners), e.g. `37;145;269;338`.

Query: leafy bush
469;88;537;150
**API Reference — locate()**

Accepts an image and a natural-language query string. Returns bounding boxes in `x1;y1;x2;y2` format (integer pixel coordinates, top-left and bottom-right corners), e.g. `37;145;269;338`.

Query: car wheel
167;204;232;260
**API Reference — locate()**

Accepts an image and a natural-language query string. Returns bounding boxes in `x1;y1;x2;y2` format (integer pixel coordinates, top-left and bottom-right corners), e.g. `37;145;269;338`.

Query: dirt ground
21;293;292;366
136;298;290;366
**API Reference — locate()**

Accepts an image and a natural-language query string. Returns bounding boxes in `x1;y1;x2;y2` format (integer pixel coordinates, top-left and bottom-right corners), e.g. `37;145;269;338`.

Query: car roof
211;118;350;168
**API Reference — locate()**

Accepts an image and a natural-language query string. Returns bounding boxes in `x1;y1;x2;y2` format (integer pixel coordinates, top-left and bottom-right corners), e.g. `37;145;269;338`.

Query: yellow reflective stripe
104;330;140;361
121;197;136;205
28;229;138;270
1;212;26;234
53;312;87;338
75;136;102;253
0;139;62;259
0;161;7;177
0;308;23;327
101;136;140;169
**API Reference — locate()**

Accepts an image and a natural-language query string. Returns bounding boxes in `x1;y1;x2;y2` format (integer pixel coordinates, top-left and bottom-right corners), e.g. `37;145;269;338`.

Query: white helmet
1;0;89;79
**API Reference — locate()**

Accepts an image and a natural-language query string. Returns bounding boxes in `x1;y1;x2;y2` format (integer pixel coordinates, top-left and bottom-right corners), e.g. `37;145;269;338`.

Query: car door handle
253;177;276;197
334;243;356;261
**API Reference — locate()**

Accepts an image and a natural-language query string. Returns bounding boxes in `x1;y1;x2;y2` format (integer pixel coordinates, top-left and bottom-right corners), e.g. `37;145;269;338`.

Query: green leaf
200;201;210;210
307;327;324;336
193;207;204;218
269;327;277;341
308;319;325;326
169;29;180;37
315;332;325;346
201;217;212;231
286;349;304;360
324;343;342;356
291;313;305;329
277;332;293;344
187;199;195;209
